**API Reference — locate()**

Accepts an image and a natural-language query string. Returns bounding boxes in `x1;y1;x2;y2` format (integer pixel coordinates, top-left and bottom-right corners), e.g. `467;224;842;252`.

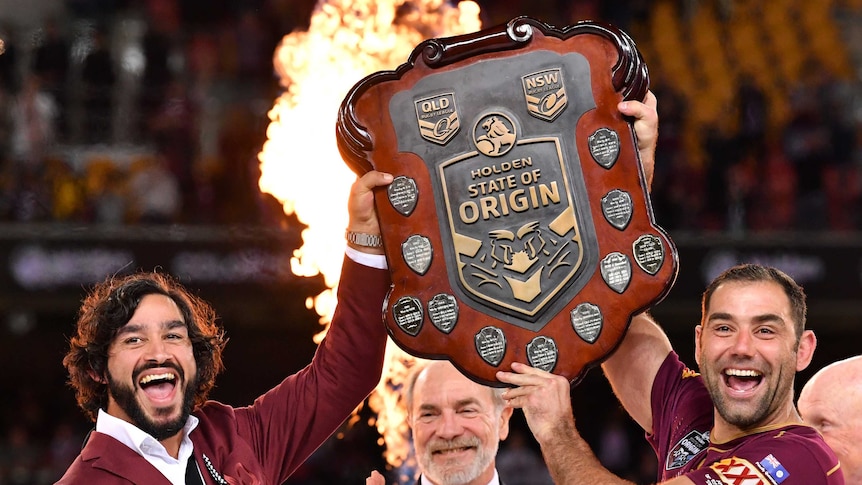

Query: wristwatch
345;230;383;248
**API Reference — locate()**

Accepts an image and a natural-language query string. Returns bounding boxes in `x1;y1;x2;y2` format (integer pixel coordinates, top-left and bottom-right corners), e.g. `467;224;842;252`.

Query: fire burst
258;0;481;474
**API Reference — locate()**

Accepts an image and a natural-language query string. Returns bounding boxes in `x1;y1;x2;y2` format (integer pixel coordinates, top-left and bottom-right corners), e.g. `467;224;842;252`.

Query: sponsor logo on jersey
667;429;710;470
710;456;771;485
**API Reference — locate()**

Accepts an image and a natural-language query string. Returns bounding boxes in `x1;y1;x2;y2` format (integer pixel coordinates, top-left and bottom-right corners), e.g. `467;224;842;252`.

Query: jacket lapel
81;432;173;484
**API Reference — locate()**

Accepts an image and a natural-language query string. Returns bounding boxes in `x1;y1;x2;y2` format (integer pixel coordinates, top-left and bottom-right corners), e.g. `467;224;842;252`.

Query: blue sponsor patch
757;454;789;484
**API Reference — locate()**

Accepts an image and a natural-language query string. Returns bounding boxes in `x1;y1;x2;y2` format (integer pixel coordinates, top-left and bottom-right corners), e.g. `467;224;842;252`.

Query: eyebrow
116;319;187;337
707;312;785;325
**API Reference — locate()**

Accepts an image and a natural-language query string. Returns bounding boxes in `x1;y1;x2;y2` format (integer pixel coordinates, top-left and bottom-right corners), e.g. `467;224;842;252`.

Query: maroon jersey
646;352;844;485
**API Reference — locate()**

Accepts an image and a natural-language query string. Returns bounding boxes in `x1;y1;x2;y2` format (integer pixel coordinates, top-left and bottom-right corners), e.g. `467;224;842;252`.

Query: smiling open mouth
139;373;177;400
723;368;763;392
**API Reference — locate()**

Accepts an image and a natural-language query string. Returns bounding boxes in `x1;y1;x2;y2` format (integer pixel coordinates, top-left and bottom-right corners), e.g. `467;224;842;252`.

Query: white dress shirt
95;409;201;485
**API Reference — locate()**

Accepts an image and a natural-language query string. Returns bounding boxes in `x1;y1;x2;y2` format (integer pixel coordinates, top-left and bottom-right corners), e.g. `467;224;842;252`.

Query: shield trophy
336;17;678;387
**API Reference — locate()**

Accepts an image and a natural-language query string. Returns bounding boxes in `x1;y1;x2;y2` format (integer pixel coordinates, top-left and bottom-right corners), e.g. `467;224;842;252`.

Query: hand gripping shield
336;17;677;386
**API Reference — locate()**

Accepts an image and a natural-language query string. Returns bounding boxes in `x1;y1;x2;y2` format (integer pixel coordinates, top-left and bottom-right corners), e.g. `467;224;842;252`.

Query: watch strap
345;230;383;248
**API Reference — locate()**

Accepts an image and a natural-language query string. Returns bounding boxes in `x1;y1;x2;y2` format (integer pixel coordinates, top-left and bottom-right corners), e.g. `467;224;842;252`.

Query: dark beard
107;366;197;441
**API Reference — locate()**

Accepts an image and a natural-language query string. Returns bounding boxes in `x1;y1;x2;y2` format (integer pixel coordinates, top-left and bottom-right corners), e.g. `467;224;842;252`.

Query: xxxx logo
710;457;770;485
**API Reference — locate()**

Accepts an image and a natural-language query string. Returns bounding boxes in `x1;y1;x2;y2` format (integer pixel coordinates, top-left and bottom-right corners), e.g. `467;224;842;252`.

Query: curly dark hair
63;272;227;422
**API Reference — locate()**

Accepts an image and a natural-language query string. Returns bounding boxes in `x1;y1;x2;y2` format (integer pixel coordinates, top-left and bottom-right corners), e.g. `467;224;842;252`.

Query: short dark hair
63;272;227;421
701;263;807;339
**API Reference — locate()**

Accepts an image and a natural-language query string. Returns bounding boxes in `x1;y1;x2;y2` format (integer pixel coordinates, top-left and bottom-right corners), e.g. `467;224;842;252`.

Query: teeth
140;373;176;385
725;369;761;377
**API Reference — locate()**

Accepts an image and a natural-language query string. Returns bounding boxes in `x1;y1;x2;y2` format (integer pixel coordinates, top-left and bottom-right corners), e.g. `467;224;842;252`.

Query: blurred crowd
0;0;315;227
1;0;861;232
1;0;862;483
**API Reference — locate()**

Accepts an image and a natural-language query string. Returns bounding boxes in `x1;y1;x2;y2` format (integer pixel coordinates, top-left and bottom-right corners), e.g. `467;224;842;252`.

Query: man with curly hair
58;171;394;484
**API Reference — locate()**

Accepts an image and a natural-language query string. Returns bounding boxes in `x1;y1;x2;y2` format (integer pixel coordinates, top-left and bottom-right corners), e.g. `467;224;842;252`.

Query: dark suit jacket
57;257;391;484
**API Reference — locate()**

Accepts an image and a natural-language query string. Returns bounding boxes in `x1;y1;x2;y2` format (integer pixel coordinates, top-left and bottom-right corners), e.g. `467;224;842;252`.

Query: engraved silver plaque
601;189;633;230
388;175;419;216
570;302;603;343
392;296;424;336
600;252;631;293
428;293;459;334
633;234;665;275
402;234;433;275
475;326;507;367
526;336;558;372
588;127;620;169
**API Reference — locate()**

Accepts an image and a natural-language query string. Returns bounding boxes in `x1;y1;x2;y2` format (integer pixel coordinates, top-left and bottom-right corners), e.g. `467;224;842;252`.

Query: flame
259;0;481;473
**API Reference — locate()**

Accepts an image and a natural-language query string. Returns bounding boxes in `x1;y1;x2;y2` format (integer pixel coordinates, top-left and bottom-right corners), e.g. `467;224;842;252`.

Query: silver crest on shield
401;234;433;275
474;326;507;366
588;127;620;169
570;302;603;343
632;234;664;275
428;293;459;334
526;336;558;372
392;296;424;336
601;188;633;230
388;175;419;216
600;252;631;293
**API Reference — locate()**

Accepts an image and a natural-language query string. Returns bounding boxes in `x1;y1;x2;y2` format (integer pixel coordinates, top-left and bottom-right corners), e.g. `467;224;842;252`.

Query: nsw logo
522;68;567;122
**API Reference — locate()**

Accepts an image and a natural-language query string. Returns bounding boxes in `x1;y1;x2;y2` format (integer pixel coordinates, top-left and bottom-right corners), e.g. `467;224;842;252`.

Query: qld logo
415;92;460;145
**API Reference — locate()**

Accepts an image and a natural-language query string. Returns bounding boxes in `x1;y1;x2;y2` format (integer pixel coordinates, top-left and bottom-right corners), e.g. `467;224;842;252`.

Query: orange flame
259;0;481;472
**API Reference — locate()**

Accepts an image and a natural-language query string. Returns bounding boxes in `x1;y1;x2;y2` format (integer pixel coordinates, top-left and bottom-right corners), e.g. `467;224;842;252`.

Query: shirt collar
95;408;199;463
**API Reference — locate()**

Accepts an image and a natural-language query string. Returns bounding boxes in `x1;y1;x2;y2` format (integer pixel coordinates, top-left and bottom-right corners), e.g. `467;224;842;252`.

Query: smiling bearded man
497;263;845;485
58;171;396;485
695;278;806;432
106;354;197;441
406;360;513;485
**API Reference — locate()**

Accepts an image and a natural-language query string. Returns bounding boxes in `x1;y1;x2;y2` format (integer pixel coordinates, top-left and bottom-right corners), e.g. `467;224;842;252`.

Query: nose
436;410;465;439
729;329;755;357
143;337;172;364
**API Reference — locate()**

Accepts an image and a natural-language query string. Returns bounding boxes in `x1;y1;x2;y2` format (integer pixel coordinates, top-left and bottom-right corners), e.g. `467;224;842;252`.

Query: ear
88;367;106;384
795;330;817;372
497;405;514;441
694;325;703;367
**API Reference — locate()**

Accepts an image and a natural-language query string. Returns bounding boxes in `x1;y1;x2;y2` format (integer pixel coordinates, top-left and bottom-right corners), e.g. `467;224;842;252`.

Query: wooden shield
336;17;677;386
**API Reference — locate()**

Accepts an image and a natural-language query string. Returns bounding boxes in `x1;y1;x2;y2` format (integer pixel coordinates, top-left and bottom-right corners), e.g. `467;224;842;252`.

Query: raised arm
601;312;673;433
498;359;691;485
601;91;672;432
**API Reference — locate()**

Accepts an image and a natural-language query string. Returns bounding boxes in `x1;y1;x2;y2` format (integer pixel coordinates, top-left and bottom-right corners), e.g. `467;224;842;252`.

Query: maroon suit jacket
57;257;390;485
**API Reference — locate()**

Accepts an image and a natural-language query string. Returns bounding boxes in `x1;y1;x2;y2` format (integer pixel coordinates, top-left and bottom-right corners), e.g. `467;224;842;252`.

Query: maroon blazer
57;257;391;485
